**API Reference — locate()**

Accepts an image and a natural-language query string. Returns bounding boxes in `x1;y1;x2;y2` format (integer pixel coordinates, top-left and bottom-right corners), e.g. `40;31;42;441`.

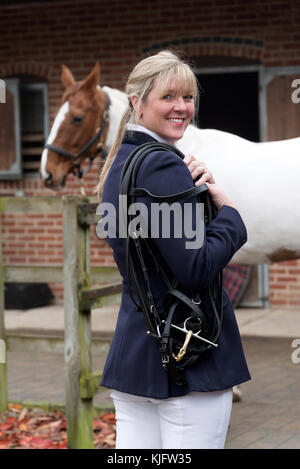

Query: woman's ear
131;95;143;119
131;95;139;112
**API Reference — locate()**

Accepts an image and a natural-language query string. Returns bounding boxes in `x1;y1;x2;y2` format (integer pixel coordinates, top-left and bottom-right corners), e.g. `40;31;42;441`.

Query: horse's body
40;64;300;265
97;85;300;265
178;126;300;264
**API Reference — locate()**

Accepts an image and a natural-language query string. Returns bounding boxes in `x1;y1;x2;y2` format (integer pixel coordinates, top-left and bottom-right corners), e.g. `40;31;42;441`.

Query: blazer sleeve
135;149;247;293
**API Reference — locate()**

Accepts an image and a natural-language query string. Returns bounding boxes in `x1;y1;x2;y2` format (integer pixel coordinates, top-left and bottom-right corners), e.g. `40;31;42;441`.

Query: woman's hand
183;154;237;210
183;154;215;186
206;182;237;211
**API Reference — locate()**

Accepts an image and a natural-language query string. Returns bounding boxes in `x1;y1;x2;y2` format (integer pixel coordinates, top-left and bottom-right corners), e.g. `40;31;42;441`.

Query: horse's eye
72;115;84;123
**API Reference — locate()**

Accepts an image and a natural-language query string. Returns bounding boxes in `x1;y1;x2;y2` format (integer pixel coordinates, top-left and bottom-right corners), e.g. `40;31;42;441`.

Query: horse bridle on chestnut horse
44;92;111;179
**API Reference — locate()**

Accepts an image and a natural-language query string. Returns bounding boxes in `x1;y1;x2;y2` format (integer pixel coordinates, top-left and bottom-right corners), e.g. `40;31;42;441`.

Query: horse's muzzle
43;172;66;191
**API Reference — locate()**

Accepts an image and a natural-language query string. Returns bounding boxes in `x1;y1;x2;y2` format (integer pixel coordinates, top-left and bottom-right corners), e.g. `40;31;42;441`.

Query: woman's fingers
190;163;215;185
195;169;215;185
183;155;216;185
206;182;237;210
183;154;196;165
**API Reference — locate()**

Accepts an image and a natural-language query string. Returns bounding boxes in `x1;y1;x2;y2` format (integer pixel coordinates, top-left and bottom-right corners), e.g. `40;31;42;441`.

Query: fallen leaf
93;420;110;431
0;439;12;449
8;403;23;413
101;413;116;424
54;441;67;449
103;432;116;447
28;437;56;449
18;407;28;422
0;421;15;431
18;422;29;432
0;405;116;449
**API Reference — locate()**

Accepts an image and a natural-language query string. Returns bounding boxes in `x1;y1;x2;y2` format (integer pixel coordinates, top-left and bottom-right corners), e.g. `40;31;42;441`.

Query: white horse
41;64;300;266
100;85;300;265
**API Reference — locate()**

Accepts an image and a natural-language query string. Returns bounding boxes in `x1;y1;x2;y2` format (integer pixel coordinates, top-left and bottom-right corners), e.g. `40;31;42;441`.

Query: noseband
44;91;111;179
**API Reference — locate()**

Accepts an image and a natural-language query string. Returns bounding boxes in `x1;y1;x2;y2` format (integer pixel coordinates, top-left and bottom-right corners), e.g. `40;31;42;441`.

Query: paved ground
5;303;300;340
4;336;300;449
226;336;300;449
6;348;110;408
3;305;300;449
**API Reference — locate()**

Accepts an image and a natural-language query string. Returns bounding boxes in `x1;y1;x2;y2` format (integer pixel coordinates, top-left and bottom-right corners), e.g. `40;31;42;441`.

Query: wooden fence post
0;195;121;434
0;195;120;442
77;196;95;448
63;195;94;449
0;208;8;412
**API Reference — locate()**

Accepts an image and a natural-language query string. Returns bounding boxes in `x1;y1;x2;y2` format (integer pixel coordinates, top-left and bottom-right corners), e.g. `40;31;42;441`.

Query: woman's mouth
167;117;185;126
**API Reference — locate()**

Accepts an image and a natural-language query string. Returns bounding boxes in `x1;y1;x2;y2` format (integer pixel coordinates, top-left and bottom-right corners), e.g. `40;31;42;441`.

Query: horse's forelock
61;81;84;103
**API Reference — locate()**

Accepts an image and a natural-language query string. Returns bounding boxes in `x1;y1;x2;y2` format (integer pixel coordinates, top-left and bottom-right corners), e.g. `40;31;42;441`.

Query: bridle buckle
162;354;169;367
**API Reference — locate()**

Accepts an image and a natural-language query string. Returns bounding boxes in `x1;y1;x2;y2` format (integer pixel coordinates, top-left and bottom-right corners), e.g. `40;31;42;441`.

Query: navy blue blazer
100;130;251;398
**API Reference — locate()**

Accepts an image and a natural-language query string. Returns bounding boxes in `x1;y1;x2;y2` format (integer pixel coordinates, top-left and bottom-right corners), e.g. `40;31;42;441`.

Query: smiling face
135;76;195;143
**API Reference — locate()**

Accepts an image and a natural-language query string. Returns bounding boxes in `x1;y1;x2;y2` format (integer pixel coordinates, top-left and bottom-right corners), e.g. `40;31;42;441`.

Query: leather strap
119;141;223;384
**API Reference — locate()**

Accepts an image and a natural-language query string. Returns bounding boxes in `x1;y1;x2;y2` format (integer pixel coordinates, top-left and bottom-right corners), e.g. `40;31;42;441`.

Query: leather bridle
119;142;223;386
44;91;111;179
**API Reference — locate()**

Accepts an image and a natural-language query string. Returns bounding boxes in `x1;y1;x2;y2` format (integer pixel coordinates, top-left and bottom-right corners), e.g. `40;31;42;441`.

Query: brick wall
269;262;300;308
0;0;300;305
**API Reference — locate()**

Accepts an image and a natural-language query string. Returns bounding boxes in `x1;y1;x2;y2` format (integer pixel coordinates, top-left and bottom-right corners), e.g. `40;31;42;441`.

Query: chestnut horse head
40;63;110;190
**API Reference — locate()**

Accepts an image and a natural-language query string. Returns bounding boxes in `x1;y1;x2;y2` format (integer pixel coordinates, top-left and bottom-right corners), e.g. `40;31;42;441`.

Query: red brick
277;277;298;282
0;0;300;304
27;229;45;234
269;283;288;289
9;257;26;263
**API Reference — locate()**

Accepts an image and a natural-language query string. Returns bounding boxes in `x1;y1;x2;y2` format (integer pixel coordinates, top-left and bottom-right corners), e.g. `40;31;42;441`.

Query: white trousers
111;388;233;449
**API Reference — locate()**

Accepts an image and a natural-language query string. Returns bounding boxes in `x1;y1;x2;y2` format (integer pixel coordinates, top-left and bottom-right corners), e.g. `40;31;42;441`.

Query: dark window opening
20;83;47;175
195;71;259;142
0;75;48;180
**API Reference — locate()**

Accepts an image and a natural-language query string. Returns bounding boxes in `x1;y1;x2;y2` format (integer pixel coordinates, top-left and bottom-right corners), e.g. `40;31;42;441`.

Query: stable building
0;0;300;308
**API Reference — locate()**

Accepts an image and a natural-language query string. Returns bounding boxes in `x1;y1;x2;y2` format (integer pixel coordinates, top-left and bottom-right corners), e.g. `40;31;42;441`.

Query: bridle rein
44;91;111;179
119;142;223;386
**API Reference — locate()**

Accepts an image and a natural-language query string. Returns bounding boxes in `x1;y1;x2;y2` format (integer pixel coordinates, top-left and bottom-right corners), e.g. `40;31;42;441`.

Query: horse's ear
80;62;100;91
61;65;75;89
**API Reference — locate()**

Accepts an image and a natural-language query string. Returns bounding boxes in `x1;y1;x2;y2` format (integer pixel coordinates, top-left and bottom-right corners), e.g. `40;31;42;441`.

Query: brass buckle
162;316;218;350
173;330;193;362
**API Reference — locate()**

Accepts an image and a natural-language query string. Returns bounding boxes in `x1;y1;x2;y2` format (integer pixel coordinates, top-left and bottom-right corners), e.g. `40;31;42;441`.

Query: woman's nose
173;97;187;112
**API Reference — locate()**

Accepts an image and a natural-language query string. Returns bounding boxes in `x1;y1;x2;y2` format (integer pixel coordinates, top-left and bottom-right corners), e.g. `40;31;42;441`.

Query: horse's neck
101;86;128;150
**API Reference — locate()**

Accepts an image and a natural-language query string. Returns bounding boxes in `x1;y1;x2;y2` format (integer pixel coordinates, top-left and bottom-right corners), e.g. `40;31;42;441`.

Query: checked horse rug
223;264;252;308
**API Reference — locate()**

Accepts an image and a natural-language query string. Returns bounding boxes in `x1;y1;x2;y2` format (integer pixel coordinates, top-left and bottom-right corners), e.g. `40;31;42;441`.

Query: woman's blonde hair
96;50;199;199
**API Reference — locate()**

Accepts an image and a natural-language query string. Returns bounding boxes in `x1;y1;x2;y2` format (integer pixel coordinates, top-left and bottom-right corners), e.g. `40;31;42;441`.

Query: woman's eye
184;95;194;101
162;95;172;100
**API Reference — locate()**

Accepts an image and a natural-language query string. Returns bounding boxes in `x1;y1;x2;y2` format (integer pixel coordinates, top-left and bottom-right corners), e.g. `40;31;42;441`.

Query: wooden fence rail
0;195;122;449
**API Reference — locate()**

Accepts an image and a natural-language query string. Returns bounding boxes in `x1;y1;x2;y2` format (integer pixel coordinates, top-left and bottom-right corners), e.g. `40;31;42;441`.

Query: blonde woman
97;51;250;449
